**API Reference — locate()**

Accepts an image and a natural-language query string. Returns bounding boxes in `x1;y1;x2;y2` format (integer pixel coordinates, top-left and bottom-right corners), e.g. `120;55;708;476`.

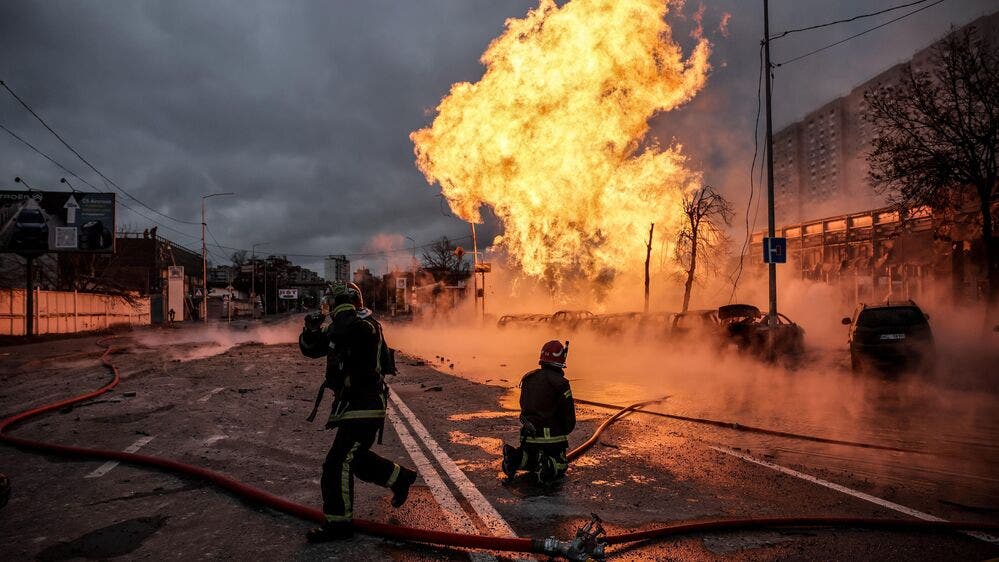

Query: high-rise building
324;254;350;283
773;10;999;225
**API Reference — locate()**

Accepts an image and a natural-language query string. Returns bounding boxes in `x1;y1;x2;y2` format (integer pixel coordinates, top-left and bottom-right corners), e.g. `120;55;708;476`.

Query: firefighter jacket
519;365;576;444
299;303;389;426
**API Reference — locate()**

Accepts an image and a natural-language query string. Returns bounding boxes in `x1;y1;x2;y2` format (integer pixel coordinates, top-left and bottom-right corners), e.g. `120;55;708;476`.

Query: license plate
879;333;906;340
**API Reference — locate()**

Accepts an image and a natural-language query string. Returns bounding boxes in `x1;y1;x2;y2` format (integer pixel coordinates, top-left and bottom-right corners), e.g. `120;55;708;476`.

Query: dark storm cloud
1;0;995;274
0;1;535;271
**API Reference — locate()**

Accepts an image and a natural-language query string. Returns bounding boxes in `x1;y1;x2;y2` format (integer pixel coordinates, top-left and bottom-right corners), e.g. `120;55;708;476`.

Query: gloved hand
304;311;325;331
519;416;537;438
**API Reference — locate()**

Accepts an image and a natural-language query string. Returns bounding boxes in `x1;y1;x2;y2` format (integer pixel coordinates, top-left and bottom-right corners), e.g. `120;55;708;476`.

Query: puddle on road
35;515;169;561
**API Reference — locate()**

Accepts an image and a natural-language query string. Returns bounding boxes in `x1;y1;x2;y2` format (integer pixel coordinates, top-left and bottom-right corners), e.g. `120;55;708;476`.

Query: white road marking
710;445;999;545
389;388;518;538
386;405;497;562
197;387;226;403
85;436;155;479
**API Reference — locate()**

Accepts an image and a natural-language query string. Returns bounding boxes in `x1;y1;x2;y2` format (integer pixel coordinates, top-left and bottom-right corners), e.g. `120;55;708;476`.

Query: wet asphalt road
1;321;997;561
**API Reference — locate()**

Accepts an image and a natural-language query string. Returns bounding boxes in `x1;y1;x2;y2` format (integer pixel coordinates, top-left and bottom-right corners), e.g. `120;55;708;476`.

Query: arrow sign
64;195;80;225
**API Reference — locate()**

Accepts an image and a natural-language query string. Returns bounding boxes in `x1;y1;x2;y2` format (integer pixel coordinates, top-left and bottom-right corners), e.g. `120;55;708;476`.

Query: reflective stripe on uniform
331;409;386;421
386;464;401;487
341;441;361;520
333;303;355;317
524;435;568;444
564;389;572;398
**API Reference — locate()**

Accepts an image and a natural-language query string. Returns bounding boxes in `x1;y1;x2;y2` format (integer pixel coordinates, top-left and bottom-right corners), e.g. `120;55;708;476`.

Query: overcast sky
1;0;994;275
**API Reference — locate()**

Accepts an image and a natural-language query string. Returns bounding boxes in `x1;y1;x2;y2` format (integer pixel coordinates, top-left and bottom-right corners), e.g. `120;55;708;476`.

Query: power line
775;0;948;67
2;114;477;264
769;0;933;40
0;79;200;226
0;120;203;241
204;233;475;261
3;118;475;263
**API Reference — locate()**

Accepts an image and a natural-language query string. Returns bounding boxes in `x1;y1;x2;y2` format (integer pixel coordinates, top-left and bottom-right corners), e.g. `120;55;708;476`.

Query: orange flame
411;0;711;287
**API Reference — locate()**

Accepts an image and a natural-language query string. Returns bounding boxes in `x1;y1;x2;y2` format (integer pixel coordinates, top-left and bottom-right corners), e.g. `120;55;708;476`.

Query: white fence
0;289;150;336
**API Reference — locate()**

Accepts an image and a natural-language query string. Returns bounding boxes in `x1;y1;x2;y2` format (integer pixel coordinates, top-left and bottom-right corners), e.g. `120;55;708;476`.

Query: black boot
306;521;353;542
502;444;519;480
390;467;417;508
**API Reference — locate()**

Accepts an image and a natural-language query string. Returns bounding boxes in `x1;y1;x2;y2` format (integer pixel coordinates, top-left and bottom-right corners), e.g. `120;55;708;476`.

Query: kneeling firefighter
502;340;576;484
299;282;417;542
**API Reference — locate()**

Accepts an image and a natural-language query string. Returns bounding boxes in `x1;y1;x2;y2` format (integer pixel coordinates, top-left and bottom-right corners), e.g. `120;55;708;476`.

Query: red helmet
539;340;569;369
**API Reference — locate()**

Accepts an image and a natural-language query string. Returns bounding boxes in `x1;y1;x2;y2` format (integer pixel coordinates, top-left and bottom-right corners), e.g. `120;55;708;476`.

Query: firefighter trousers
321;418;403;523
504;440;569;484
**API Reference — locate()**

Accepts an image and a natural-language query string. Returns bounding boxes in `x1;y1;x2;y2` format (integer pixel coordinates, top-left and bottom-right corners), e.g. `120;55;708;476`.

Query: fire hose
1;337;996;561
573;398;926;455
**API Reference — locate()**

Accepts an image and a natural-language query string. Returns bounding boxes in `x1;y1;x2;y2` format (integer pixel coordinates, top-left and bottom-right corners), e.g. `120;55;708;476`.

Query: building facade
773;11;999;225
324;254;350;284
749;203;995;308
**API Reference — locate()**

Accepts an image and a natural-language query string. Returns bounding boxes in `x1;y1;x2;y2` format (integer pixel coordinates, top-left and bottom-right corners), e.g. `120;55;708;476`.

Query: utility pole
251;242;268;318
14;177;39;336
763;0;778;329
470;222;480;318
24;254;35;336
644;223;654;313
201;192;235;323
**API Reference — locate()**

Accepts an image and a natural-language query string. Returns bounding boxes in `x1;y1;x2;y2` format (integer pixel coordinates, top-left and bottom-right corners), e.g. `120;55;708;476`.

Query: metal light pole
14;177;39;337
201;192;235;323
405;236;416;313
251;242;268;318
763;0;779;362
763;0;778;328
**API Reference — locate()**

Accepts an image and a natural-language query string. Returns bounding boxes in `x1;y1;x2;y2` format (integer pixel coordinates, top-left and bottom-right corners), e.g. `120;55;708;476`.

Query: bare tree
421;236;470;283
676;186;733;312
865;26;998;318
230;250;248;268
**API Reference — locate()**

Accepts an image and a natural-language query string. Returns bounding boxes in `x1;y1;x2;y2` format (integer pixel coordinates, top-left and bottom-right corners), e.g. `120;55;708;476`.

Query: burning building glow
411;0;711;287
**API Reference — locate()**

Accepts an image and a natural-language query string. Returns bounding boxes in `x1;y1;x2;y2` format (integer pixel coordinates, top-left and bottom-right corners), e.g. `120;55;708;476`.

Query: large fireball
411;0;710;286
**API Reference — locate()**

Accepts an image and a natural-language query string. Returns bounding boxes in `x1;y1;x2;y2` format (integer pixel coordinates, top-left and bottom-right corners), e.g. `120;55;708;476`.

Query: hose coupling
535;513;607;561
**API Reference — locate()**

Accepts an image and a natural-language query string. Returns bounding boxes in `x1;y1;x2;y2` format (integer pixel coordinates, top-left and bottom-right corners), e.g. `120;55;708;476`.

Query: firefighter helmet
330;281;363;308
539;340;569;369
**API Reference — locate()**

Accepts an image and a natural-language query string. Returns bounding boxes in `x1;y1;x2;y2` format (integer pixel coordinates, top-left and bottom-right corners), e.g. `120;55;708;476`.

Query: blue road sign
763;237;787;264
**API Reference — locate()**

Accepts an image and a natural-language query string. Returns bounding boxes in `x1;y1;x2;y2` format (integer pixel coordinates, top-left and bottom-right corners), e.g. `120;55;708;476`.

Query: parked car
549;310;595;331
843;300;935;373
497;313;550;329
589;312;645;335
11;208;49;251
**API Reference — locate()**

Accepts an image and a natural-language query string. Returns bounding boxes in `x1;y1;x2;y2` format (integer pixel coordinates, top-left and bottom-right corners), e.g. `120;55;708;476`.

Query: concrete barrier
0;289;150;336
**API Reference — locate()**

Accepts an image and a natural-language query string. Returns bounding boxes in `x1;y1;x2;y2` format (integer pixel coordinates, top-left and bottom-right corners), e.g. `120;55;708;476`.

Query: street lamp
202;192;235;323
251;242;269;317
59;177;79;192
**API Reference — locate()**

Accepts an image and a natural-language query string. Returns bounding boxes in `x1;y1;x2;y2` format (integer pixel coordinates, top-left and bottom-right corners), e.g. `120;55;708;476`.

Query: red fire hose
574;397;924;454
1;337;996;559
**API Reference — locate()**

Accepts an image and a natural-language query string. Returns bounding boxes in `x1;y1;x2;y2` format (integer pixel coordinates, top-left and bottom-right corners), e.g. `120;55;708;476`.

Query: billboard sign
0;190;115;253
278;288;299;300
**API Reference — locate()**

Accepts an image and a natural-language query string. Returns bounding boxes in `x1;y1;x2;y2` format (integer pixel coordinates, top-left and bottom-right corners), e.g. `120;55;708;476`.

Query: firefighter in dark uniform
502;340;576;484
299;282;417;542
